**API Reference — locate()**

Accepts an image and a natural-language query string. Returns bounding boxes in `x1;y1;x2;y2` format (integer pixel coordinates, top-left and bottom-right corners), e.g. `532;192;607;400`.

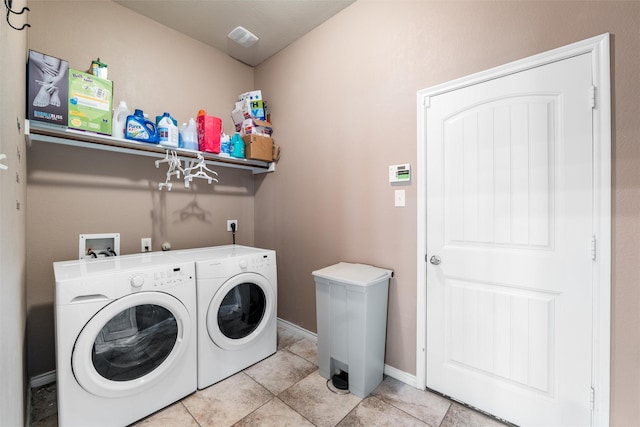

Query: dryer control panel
246;254;274;271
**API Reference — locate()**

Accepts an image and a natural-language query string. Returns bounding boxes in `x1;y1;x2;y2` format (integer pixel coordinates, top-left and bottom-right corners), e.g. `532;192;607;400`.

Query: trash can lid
312;262;392;286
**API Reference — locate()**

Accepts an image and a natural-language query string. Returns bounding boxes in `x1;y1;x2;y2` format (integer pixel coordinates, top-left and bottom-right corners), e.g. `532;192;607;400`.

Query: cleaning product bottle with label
112;101;131;139
220;133;231;156
157;112;179;148
230;132;245;158
125;109;159;143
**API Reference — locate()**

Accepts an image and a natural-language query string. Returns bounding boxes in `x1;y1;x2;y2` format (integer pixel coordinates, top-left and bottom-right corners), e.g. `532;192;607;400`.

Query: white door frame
416;33;611;425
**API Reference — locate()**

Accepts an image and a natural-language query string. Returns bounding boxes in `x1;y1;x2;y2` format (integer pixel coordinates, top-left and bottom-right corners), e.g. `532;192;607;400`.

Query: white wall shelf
25;120;275;174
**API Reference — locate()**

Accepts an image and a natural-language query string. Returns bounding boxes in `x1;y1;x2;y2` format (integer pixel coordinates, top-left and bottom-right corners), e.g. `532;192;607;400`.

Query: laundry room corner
25;0;258;382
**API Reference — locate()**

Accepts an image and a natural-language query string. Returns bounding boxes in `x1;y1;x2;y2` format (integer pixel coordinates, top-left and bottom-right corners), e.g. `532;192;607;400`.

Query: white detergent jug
179;122;188;148
112;101;131;139
181;118;198;151
158;112;179;148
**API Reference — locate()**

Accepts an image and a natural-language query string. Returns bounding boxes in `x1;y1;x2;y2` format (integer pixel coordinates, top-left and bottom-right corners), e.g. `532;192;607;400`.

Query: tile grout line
178;399;202;427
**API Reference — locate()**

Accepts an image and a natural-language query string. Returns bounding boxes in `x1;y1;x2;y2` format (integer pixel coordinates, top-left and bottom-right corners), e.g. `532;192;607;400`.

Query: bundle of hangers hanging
5;0;30;31
155;150;218;191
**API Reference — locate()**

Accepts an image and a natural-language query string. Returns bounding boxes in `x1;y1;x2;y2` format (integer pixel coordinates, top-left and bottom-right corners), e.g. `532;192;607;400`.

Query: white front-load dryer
171;245;277;389
53;253;197;427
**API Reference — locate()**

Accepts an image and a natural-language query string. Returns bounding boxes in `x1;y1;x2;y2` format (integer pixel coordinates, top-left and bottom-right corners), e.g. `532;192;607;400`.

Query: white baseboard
277;317;317;342
276;318;417;388
383;363;417;388
30;370;56;389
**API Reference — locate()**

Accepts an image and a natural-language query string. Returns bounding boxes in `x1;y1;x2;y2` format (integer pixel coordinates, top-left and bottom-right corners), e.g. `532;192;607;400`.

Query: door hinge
591;235;597;261
590;387;595;411
423;96;431;108
589;86;597;109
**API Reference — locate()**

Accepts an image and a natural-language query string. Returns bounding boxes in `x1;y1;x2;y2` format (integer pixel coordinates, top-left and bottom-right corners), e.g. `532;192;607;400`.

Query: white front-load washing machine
54;253;197;427
171;245;277;389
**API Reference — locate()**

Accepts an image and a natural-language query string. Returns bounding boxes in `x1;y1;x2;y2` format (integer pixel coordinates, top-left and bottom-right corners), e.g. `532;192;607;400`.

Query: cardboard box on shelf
27;50;69;126
231;100;252;126
239;90;265;120
242;134;273;162
68;69;113;135
231;90;266;126
240;118;272;137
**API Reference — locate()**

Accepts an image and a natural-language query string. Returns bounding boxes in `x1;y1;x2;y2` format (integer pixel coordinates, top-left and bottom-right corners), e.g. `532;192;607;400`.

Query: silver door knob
429;255;441;265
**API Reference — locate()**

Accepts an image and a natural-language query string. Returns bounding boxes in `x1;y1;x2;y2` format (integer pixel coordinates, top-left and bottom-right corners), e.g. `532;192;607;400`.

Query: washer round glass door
207;272;275;351
72;292;191;398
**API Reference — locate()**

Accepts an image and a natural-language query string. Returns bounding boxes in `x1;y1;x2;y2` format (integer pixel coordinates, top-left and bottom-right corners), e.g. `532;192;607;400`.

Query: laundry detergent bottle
230;132;245;158
111;101;131;139
125;109;159;143
157;112;179;148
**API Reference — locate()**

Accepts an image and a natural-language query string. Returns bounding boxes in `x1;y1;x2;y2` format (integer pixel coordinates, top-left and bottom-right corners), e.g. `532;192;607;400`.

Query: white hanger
154;150;172;169
156;150;185;191
0;154;8;171
184;154;218;188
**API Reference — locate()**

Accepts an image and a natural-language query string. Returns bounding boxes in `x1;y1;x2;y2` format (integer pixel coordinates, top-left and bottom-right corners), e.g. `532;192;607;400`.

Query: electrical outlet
141;237;152;252
227;220;238;232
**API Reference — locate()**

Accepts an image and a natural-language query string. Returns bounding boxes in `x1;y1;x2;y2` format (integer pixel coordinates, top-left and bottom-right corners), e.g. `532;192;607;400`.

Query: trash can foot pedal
332;371;349;390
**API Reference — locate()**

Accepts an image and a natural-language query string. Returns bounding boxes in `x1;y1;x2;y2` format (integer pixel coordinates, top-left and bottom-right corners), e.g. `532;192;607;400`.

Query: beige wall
254;0;640;424
26;1;256;376
0;0;27;424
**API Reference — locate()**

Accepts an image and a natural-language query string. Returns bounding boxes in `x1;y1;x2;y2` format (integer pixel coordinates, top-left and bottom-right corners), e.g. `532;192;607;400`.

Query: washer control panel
130;274;145;288
129;265;194;291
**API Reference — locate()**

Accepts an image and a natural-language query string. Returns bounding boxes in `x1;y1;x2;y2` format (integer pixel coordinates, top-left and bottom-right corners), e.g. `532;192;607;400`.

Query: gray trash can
312;262;393;398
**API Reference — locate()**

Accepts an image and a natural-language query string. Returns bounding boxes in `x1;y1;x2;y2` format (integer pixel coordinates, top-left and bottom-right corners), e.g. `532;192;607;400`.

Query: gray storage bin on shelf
312;262;393;398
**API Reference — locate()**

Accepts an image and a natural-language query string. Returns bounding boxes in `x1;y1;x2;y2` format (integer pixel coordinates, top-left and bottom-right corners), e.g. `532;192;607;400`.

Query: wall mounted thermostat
389;163;411;183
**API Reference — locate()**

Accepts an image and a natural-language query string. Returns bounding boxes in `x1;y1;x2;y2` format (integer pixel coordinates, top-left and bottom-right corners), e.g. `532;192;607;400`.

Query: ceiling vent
227;26;259;48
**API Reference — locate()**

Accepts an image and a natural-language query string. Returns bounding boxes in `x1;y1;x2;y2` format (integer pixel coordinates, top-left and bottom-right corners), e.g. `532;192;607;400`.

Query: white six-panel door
424;52;596;426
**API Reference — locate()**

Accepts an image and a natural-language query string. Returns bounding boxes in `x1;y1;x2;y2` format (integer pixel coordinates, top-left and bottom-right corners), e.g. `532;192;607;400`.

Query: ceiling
115;0;357;67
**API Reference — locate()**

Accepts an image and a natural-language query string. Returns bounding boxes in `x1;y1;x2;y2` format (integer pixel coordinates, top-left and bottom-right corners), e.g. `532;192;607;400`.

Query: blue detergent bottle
125;109;159;143
230;133;245;158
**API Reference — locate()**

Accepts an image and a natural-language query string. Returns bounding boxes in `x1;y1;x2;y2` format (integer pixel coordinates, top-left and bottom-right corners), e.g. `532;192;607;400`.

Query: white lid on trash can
312;262;393;287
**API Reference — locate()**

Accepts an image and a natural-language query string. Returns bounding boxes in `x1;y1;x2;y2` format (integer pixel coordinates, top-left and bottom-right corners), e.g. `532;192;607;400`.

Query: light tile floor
31;326;512;427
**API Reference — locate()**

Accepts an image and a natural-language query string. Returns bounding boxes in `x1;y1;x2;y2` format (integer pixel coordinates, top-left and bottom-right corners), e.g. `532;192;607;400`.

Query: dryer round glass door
207;272;275;351
72;292;192;398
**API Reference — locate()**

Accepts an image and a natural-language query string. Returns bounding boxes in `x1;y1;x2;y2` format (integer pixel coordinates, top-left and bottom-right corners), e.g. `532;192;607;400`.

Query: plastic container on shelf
179;118;198;151
219;133;231;156
196;109;222;154
230;132;245;158
111;101;131;139
178;122;187;148
125;109;159;143
157;112;179;148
